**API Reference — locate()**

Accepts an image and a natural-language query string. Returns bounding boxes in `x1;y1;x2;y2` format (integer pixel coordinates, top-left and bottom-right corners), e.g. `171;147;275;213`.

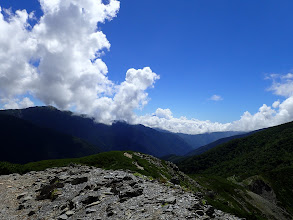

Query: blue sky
101;0;293;122
1;0;293;133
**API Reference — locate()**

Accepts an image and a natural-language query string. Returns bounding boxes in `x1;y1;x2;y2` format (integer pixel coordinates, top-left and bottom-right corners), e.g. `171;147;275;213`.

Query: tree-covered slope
0;114;100;164
178;120;293;219
177;131;244;149
178;121;293;177
185;130;259;156
0;106;193;157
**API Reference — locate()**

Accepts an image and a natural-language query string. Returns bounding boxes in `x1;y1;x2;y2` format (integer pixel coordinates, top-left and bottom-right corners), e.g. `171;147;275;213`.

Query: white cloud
267;73;293;97
272;100;280;108
0;7;38;98
2;97;34;109
134;96;293;134
134;73;293;134
209;94;223;101
136;111;231;134
154;108;173;120
282;73;293;79
0;0;159;123
85;67;160;124
2;1;293;134
228;104;277;131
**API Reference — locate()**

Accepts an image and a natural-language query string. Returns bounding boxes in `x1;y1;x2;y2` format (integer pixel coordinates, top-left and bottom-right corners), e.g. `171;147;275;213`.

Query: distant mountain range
185;130;258;156
0;106;247;162
177;131;244;149
0;114;99;164
1;106;292;219
161;131;255;163
0;106;189;158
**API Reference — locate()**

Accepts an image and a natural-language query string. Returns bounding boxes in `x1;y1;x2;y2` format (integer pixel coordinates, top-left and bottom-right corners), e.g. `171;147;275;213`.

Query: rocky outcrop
248;179;276;204
0;165;243;220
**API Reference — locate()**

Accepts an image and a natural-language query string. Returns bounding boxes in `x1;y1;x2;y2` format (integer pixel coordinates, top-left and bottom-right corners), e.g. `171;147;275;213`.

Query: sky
1;0;293;134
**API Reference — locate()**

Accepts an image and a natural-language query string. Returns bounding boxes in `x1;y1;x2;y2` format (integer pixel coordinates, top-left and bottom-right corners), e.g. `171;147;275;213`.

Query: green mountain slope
0;114;100;164
177;131;244;149
178;121;293;178
178;121;293;219
0;106;193;157
185;130;258;156
0;151;198;193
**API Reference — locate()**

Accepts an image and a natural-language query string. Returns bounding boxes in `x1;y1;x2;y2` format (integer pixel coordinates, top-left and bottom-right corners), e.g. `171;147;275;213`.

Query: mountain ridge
0;114;100;164
0;106;193;157
178;120;293;218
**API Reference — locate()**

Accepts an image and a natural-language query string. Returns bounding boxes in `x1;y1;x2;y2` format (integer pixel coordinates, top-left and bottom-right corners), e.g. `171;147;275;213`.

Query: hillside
0;114;100;164
161;131;258;163
178;120;293;219
185;130;259;156
0;106;193;157
177;131;244;149
178;121;293;177
0;153;241;220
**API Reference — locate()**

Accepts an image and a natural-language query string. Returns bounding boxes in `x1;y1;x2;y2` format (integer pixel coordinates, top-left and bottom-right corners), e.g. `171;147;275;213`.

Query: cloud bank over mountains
1;0;293;134
0;0;158;124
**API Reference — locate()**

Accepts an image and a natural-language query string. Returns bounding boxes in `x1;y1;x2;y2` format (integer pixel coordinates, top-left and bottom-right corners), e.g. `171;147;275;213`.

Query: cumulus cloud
267;73;293;97
209;94;223;101
2;1;293;134
87;67;160;123
0;7;38;98
135;96;293;134
135;73;293;134
272;100;280;108
0;0;159;124
136;111;231;134
154;108;173;120
2;97;34;109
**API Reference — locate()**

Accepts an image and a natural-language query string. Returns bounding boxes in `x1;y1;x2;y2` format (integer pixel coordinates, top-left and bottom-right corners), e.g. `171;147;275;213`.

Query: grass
264;167;293;216
190;174;267;220
0;151;175;182
177;120;293;218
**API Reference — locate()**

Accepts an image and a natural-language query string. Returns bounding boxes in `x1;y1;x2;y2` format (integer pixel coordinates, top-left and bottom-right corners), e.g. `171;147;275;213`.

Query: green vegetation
0;161;24;175
178;121;293;178
50;189;60;201
2;117;293;219
0;151;172;181
190;175;266;219
265;167;293;215
178;121;293;219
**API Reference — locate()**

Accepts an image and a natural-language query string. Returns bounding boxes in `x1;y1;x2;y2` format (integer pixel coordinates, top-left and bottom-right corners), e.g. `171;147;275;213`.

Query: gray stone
28;210;35;216
196;210;205;216
81;195;99;205
86;208;97;214
85;201;100;208
65;211;74;216
165;196;176;205
17;192;28;200
71;177;88;185
58;214;68;220
170;176;180;185
0;163;243;220
22;196;33;202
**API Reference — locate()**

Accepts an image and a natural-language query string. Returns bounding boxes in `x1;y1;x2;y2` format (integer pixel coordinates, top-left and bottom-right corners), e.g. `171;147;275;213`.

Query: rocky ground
0;164;243;220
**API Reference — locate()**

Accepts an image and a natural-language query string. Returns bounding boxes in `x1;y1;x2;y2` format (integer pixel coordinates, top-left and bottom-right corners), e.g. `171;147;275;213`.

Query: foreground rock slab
0;165;242;220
